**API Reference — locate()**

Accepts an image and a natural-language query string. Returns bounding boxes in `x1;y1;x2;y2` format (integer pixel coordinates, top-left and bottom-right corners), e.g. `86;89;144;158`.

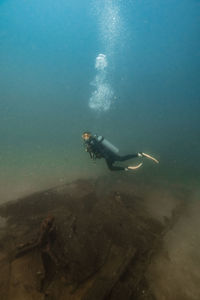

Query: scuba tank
95;135;119;154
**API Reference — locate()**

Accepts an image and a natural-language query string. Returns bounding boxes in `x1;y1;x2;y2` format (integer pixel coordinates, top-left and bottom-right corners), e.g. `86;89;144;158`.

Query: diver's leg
116;154;139;162
105;159;125;171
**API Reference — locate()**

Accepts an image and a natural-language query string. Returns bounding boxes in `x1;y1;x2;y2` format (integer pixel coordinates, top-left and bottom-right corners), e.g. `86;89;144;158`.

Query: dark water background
0;0;199;201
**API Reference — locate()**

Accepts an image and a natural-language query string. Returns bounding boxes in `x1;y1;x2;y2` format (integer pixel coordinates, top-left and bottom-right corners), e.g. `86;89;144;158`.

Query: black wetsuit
84;136;138;171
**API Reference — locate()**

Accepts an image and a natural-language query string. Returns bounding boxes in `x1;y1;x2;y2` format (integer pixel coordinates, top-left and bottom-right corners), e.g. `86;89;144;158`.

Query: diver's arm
88;151;93;159
84;142;96;160
87;148;96;160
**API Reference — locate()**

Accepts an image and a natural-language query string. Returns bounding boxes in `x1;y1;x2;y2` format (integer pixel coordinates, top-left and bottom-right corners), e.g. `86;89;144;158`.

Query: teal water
0;0;200;201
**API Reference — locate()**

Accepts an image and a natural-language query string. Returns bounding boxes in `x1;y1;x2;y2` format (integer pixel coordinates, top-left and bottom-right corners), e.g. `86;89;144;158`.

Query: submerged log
0;178;188;300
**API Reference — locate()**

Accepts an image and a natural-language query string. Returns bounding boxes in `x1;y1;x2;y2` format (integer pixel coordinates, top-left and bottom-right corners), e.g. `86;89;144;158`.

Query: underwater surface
0;0;200;201
0;2;200;299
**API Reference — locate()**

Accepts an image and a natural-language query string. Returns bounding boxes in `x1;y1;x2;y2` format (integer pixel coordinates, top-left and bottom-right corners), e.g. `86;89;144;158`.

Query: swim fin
128;162;143;170
142;152;159;164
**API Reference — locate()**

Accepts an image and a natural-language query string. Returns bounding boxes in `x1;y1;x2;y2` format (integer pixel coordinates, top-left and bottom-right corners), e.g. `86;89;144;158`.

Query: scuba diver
82;132;159;171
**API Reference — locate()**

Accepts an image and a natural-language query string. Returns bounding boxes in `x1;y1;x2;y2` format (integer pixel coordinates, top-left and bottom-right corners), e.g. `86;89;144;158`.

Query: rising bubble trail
89;54;113;112
89;1;121;112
